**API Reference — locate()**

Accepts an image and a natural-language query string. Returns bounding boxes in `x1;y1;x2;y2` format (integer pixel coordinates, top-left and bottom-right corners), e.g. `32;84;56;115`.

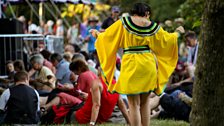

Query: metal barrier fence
45;35;64;54
0;34;64;75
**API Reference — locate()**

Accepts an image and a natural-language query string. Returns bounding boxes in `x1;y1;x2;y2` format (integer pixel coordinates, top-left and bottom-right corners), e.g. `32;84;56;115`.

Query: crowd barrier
0;34;64;75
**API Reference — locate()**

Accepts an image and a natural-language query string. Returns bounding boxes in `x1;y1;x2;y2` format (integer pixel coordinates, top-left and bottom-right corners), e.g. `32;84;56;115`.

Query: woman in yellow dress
91;2;184;126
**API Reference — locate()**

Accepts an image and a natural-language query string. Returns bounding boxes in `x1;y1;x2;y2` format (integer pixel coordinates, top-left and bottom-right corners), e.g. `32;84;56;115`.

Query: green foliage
149;0;185;22
4;4;41;24
4;3;65;24
177;0;204;32
192;20;202;29
120;0;185;22
99;0;120;5
120;0;151;13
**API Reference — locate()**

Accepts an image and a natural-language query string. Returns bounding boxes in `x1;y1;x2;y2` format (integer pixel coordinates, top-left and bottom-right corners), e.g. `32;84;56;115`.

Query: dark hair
14;71;28;82
40;49;52;60
50;53;63;62
74;44;81;52
130;3;151;17
69;59;89;73
13;60;25;71
184;31;197;39
6;60;13;65
80;51;89;61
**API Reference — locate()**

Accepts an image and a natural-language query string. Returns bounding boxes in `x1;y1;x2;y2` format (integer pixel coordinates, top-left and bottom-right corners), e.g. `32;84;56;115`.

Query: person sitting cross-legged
0;71;40;124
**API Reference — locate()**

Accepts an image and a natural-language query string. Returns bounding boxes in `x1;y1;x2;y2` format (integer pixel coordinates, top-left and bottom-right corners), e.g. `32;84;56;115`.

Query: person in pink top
41;59;130;125
41;60;97;110
69;59;130;125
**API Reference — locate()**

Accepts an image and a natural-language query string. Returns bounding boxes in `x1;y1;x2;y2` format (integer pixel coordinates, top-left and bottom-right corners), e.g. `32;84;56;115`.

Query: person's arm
28;68;36;78
0;89;10;111
89;29;100;38
34;90;40;111
173;77;193;87
89;79;102;126
117;95;131;125
67;28;71;40
166;77;193;91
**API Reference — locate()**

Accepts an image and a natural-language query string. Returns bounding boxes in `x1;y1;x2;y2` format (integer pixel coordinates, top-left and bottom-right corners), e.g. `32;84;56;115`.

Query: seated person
151;90;192;122
29;54;56;88
6;60;16;82
41;59;130;125
0;61;15;89
50;53;72;84
13;59;26;72
0;71;40;124
150;70;194;122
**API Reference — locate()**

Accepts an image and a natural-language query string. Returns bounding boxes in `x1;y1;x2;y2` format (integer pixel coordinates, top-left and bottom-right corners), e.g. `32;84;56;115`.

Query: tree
150;0;185;22
190;0;224;126
178;0;204;33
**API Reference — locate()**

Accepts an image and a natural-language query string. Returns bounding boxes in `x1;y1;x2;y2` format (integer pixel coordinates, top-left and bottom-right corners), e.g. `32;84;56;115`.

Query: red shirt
78;71;97;93
66;71;98;99
75;78;119;124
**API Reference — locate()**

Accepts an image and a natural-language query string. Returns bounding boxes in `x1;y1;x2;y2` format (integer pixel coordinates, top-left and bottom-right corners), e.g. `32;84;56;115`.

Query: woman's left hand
175;26;185;34
89;29;99;38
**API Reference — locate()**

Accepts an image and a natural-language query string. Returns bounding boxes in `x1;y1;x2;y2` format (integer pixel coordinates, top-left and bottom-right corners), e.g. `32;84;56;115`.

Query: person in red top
41;59;130;125
69;59;130;125
73;78;120;124
41;60;97;111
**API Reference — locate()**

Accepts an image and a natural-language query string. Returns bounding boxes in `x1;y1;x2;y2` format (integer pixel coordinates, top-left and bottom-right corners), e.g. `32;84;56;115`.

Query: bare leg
140;93;151;126
127;95;141;126
149;95;160;110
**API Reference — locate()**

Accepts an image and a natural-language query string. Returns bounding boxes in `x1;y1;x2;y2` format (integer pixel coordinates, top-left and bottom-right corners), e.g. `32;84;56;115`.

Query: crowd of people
0;2;199;126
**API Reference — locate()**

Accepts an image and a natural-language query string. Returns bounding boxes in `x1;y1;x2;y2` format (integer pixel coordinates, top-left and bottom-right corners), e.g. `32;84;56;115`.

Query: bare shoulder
91;79;103;92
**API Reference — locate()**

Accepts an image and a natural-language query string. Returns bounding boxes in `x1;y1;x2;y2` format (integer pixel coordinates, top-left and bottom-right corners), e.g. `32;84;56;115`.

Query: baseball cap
88;16;99;22
112;6;120;13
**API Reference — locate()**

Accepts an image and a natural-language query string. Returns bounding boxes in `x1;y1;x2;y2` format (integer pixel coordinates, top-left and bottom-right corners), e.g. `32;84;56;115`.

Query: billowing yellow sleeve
150;27;179;95
95;20;123;87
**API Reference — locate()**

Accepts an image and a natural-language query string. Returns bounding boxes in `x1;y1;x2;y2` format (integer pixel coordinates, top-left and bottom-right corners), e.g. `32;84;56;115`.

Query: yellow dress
95;16;178;95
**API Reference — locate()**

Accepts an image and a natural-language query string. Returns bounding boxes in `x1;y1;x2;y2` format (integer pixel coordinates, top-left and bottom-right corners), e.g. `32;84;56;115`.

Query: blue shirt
87;25;100;52
55;59;72;84
187;43;199;65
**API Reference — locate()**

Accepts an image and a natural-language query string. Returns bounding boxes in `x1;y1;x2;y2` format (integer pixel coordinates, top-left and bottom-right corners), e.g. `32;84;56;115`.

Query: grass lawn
101;119;189;126
150;119;189;126
40;119;189;126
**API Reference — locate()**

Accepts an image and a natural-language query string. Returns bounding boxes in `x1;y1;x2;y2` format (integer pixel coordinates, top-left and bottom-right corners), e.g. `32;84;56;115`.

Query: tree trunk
190;0;224;126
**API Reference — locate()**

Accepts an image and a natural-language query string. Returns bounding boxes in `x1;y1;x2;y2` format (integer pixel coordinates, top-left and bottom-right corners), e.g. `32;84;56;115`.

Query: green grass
41;119;189;126
100;119;189;126
151;119;189;126
57;119;189;126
